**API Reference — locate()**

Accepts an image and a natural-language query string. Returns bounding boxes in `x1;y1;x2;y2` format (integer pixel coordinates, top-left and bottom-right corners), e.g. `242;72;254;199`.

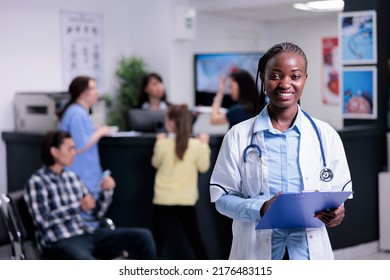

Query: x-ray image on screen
195;52;261;93
194;52;262;107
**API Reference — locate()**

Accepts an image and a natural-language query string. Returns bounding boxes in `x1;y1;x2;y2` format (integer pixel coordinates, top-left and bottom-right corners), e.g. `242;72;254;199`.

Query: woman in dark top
210;69;258;128
137;72;171;111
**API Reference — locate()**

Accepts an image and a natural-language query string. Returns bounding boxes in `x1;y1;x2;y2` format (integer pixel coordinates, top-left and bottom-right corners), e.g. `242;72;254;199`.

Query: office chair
3;191;43;260
0;198;18;260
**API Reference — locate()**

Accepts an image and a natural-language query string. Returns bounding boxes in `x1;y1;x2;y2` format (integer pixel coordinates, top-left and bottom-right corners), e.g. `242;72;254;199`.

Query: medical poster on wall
321;37;339;106
341;66;377;119
338;10;377;65
60;11;104;93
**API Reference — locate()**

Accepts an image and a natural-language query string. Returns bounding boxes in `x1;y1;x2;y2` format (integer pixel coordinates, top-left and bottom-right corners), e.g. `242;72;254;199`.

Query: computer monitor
128;109;166;133
194;52;263;107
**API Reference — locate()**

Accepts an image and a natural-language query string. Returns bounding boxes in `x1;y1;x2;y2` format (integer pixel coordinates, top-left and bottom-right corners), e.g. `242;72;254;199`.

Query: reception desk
2;126;384;259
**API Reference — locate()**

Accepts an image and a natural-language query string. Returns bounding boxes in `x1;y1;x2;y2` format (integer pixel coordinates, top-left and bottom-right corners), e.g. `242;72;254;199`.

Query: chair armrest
100;217;116;230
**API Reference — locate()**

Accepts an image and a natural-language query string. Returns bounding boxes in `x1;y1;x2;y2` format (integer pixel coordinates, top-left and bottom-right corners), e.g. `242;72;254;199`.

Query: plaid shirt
24;166;113;249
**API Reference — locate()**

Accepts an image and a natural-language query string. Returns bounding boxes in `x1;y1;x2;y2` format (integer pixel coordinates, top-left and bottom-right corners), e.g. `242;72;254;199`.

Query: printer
14;92;69;133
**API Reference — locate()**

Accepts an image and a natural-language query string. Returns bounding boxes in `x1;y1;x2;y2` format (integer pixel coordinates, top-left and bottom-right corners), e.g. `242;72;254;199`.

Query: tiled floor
334;241;390;260
347;251;390;260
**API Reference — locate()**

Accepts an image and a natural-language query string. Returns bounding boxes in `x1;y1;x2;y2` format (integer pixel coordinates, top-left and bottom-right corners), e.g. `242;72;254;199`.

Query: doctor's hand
260;192;282;217
314;205;345;227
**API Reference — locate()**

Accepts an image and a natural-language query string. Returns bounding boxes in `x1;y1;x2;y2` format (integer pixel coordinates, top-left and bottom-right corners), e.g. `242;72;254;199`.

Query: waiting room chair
5;189;128;260
2;190;43;260
0;198;18;259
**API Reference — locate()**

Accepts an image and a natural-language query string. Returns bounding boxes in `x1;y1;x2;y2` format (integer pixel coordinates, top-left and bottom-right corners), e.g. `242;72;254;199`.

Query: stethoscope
243;110;334;183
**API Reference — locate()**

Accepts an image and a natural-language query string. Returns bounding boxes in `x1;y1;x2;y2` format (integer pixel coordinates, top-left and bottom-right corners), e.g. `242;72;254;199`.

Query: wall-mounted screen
194;52;262;107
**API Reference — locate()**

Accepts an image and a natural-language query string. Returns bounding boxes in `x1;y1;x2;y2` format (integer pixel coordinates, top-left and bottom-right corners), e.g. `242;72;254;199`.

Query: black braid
254;42;308;114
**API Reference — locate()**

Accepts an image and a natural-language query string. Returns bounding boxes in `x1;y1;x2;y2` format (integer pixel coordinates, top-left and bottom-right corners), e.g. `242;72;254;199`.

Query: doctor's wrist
260;202;267;217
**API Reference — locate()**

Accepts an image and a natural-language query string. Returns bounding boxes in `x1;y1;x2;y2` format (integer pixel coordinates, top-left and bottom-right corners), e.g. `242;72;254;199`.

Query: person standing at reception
58;76;116;229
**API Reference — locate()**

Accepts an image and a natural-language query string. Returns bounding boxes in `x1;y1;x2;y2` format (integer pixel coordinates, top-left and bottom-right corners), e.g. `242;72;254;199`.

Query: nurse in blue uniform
58;76;116;227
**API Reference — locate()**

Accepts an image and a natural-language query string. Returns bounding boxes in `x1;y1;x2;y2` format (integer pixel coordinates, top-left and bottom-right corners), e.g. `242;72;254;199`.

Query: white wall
126;0;173;87
0;0;341;194
0;0;132;194
193;13;264;52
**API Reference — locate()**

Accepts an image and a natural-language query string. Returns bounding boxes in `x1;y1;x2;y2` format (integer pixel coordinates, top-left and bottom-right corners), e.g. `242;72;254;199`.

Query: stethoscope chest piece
320;168;333;182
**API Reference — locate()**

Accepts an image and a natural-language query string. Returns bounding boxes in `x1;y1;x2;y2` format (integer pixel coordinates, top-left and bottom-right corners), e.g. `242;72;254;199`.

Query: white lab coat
210;110;352;260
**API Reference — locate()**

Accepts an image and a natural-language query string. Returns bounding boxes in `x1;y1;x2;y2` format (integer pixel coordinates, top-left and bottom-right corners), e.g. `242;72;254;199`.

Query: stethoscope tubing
301;110;327;168
243;110;333;182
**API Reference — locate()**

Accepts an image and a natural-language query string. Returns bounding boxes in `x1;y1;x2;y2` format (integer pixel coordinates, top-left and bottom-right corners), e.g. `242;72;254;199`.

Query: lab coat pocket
241;150;263;198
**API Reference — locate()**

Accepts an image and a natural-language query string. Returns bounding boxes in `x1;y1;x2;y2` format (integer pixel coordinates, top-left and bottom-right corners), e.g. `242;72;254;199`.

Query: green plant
107;55;148;130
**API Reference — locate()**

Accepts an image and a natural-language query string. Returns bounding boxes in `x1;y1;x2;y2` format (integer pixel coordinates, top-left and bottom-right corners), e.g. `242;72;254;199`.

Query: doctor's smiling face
262;51;308;111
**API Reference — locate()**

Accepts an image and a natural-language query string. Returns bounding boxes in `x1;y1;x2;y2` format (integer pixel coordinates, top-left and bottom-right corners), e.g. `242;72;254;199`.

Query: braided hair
254;42;308;114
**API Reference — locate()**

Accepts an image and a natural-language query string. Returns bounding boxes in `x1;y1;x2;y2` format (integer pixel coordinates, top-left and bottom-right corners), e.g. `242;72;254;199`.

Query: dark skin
259;51;345;227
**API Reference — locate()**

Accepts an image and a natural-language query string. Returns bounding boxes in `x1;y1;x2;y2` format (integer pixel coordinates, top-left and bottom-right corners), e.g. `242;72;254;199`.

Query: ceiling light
293;0;344;12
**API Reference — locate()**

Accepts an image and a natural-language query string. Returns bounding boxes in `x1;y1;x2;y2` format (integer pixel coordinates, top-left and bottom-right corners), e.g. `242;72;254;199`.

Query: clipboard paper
255;191;352;230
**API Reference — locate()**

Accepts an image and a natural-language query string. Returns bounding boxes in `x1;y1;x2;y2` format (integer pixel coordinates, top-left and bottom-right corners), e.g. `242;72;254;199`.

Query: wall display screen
194;52;262;107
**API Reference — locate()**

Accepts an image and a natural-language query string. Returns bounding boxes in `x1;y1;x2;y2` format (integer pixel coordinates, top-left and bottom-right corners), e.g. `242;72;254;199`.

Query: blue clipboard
256;191;353;230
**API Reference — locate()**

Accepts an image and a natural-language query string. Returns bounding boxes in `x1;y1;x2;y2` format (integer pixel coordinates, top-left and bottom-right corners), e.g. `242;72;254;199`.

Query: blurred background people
210;69;259;129
151;104;210;259
24;130;157;260
57;76;116;228
137;72;171;110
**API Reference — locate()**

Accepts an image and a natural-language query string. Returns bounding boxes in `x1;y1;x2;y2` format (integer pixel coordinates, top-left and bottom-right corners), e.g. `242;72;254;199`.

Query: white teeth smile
277;92;293;96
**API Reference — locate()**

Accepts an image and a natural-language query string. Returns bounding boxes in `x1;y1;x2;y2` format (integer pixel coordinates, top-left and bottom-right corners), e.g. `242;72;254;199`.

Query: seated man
24;130;157;260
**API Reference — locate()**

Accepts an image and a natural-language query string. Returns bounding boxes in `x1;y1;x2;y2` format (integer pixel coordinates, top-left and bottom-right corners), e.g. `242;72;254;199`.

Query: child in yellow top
151;104;210;259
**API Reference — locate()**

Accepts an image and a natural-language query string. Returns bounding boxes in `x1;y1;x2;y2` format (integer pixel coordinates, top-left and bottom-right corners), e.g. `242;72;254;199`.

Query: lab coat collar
253;104;303;134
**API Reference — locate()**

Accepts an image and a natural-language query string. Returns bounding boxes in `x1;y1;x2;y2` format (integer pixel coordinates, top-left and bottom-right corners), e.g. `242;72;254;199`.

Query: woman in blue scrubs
58;76;116;227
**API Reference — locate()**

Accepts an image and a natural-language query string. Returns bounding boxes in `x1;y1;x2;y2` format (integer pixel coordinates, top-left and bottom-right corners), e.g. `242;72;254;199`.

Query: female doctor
209;42;352;260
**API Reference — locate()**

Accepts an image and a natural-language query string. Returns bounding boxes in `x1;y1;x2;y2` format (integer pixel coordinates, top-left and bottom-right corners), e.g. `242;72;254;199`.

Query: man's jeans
44;227;157;260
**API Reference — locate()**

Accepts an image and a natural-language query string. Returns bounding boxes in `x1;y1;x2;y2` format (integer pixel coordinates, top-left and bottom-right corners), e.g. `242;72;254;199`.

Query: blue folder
255;191;353;230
